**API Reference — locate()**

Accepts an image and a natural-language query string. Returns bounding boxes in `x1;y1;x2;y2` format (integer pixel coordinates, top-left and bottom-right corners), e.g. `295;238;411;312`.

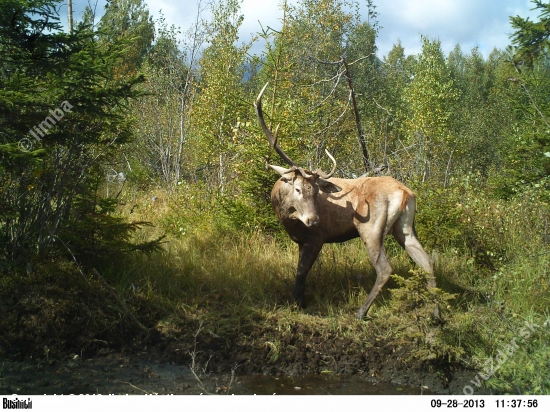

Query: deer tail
400;189;415;212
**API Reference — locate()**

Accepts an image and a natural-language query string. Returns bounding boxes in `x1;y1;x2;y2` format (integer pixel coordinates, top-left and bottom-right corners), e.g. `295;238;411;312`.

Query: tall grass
106;185;550;393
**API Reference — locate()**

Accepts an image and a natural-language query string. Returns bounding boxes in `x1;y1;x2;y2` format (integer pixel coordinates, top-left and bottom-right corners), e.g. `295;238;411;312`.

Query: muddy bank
1;303;481;394
152;321;485;395
0;263;486;395
0;334;487;395
0;351;477;395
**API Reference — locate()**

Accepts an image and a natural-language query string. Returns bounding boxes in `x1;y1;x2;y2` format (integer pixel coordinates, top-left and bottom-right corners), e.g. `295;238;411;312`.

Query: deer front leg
292;242;323;307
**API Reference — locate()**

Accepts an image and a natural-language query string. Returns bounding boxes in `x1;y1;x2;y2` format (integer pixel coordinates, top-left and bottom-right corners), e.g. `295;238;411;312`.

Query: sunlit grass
106;186;550;393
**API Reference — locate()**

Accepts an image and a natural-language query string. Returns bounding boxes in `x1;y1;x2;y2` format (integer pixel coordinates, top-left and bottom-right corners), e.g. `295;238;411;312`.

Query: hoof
292;295;305;308
355;309;373;320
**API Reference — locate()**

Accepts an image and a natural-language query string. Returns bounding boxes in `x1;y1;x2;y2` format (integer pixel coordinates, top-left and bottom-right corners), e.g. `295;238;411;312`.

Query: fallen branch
117;380;150;394
188;321;214;394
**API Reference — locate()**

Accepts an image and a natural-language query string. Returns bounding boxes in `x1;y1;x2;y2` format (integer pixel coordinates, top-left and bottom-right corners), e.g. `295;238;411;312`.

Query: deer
254;83;440;319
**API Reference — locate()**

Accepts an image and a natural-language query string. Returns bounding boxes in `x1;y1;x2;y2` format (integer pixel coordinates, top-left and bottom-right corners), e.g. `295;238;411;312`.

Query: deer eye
295;188;301;194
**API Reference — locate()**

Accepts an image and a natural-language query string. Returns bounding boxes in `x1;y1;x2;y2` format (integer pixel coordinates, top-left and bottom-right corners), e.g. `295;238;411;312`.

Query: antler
315;149;337;179
255;83;297;168
255;83;337;179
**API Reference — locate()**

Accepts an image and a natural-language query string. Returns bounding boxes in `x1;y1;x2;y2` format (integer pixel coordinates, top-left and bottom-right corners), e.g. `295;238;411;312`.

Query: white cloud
146;0;214;32
375;0;538;57
64;0;540;58
240;0;283;34
383;0;463;31
146;0;179;19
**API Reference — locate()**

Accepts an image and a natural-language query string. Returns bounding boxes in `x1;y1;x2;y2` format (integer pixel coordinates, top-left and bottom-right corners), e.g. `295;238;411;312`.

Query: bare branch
313;90;351;136
342;56;370;172
347;53;376;66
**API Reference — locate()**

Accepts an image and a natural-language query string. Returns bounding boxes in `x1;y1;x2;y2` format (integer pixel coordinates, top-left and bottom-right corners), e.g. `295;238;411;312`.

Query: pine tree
0;0;152;268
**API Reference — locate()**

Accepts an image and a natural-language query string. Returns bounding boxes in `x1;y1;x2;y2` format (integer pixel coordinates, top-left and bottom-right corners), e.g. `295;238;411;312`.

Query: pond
0;356;432;395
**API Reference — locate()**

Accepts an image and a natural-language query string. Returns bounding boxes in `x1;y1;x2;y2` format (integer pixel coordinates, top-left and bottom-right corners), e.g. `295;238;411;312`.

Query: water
236;373;431;395
0;358;431;395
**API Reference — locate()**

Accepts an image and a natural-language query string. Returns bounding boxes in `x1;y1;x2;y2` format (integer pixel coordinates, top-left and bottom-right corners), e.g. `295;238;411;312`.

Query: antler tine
255;82;297;167
315;149;337;179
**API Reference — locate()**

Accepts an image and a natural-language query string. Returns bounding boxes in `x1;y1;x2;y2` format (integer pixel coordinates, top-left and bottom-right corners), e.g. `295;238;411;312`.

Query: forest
1;0;549;394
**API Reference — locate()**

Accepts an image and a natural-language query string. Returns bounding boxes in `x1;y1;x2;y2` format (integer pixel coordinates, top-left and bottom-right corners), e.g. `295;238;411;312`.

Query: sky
62;0;540;59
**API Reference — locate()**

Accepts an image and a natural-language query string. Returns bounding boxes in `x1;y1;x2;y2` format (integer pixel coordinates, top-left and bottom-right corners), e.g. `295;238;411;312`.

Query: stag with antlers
254;83;439;319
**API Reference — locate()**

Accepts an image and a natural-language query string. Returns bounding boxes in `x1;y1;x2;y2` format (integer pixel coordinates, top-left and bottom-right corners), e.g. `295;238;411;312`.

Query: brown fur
400;189;411;212
270;173;438;319
255;83;438;319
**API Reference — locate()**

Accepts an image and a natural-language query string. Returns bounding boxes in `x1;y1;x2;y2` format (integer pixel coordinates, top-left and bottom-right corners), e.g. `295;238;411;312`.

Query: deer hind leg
393;210;440;319
292;242;323;307
355;228;394;319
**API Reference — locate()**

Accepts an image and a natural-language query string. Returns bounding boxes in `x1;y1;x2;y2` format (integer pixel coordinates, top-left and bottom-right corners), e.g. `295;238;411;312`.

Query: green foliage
129;19;191;188
97;0;155;76
446;47;512;178
389;269;464;364
190;0;250;189
60;187;163;265
414;179;500;267
415;176;550;269
402;37;461;182
487;331;550;394
256;0;368;175
413;185;468;252
391;269;457;316
405;36;459;140
0;0;155;269
496;0;550;199
161;181;225;237
221;147;281;232
510;0;550;66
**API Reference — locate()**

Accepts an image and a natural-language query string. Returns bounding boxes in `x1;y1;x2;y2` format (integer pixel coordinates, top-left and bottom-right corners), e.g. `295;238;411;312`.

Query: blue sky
62;0;540;58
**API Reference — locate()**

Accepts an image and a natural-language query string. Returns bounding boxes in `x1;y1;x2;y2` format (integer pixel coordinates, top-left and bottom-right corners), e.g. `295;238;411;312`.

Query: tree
0;0;150;268
500;0;550;198
189;0;250;194
376;41;418;181
510;0;550;66
446;46;509;179
258;0;372;176
98;0;155;76
402;37;460;183
129;11;204;189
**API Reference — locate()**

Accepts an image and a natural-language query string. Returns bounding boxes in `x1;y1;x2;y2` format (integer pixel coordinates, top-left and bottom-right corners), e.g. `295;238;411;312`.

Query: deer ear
268;164;294;177
318;178;342;193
